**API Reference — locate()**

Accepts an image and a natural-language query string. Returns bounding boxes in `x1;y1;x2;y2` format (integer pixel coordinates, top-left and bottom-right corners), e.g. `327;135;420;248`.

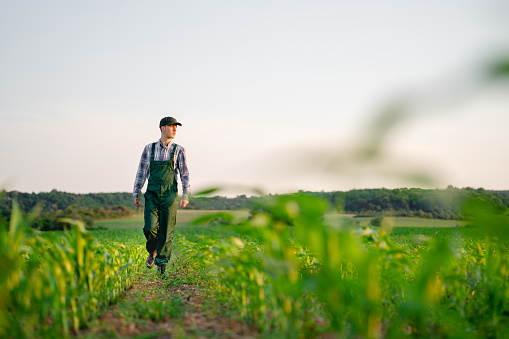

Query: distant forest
1;187;508;230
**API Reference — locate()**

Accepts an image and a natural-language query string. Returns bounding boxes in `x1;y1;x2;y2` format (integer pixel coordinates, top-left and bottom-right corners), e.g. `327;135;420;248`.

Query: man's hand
180;199;188;208
134;198;140;207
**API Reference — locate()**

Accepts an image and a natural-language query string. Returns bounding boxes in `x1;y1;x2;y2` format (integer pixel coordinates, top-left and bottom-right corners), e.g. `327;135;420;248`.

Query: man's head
159;116;182;140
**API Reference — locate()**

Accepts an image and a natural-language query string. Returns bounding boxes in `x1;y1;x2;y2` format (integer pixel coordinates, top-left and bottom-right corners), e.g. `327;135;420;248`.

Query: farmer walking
133;117;190;276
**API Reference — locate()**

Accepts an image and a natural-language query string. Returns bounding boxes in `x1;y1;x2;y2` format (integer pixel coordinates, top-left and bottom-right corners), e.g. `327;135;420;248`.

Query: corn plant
0;202;145;338
184;193;509;338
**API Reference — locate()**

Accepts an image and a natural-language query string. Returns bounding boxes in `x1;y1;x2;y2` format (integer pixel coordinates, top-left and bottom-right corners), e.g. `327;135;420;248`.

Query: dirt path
81;272;259;338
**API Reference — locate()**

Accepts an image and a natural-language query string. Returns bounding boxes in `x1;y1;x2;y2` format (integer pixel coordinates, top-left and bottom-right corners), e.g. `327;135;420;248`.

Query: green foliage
190;212;235;226
370;214;384;226
0;190;138;231
0;204;145;338
4;189;509;337
0;189;137;214
490;58;509;78
179;193;509;338
115;296;174;322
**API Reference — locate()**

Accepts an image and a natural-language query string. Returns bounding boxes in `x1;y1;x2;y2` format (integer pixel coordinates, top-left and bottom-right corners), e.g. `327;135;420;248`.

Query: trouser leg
154;196;178;266
143;190;159;254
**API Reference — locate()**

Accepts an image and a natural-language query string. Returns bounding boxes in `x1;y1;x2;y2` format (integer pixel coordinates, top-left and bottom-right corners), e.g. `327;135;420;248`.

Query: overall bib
143;142;178;266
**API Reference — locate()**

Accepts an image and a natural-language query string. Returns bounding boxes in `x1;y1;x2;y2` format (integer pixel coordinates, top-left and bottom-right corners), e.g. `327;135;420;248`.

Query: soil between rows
80;272;259;338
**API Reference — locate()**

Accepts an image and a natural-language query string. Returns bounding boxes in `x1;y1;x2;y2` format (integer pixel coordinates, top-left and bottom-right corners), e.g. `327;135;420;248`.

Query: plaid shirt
133;140;190;201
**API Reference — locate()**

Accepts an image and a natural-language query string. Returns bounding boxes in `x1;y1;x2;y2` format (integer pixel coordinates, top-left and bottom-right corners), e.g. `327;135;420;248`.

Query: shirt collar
159;139;173;148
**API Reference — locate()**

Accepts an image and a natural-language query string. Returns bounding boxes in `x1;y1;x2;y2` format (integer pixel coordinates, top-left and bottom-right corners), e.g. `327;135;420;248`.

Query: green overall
143;142;178;266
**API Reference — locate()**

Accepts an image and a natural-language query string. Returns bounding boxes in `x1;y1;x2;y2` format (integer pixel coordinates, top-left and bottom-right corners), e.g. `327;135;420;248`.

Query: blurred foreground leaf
191;212;234;225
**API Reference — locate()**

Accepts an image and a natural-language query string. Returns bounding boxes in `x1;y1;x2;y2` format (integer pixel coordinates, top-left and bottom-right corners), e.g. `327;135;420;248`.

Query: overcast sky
1;0;508;196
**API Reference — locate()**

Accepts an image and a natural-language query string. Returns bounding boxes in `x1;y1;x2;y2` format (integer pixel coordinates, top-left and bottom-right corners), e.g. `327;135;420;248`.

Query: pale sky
1;0;508;196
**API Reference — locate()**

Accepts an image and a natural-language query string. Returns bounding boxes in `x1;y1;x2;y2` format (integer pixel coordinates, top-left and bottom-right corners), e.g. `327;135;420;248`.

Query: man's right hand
134;198;140;207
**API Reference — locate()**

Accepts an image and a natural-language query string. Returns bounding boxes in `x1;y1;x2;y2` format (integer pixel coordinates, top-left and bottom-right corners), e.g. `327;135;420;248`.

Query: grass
325;213;465;228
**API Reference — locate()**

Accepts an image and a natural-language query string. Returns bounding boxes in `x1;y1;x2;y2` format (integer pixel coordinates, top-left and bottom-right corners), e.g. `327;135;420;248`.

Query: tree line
1;186;508;230
191;187;509;220
321;186;509;220
0;190;137;230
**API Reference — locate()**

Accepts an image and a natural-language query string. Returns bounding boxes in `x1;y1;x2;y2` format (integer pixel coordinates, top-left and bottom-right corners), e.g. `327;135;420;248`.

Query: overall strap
150;142;157;162
170;144;177;161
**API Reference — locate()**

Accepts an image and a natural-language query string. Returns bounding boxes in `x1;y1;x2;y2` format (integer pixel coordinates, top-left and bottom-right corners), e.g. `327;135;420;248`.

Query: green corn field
2;194;509;338
0;202;146;338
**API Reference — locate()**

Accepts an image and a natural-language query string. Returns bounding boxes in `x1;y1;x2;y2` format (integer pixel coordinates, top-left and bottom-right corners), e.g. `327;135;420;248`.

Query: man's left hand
180;199;189;208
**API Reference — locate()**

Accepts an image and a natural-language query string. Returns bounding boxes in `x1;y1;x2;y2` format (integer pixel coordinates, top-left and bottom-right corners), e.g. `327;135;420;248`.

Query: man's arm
133;145;150;206
177;146;190;208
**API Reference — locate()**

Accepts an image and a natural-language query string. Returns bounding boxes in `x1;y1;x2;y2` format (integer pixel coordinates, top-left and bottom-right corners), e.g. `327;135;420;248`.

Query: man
133;116;190;276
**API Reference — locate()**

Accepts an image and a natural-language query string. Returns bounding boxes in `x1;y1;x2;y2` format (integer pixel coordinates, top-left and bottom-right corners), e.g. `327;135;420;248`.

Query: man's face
162;124;177;139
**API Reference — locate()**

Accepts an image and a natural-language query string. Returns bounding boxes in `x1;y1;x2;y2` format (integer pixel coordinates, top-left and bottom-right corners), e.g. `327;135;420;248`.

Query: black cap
159;117;182;128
